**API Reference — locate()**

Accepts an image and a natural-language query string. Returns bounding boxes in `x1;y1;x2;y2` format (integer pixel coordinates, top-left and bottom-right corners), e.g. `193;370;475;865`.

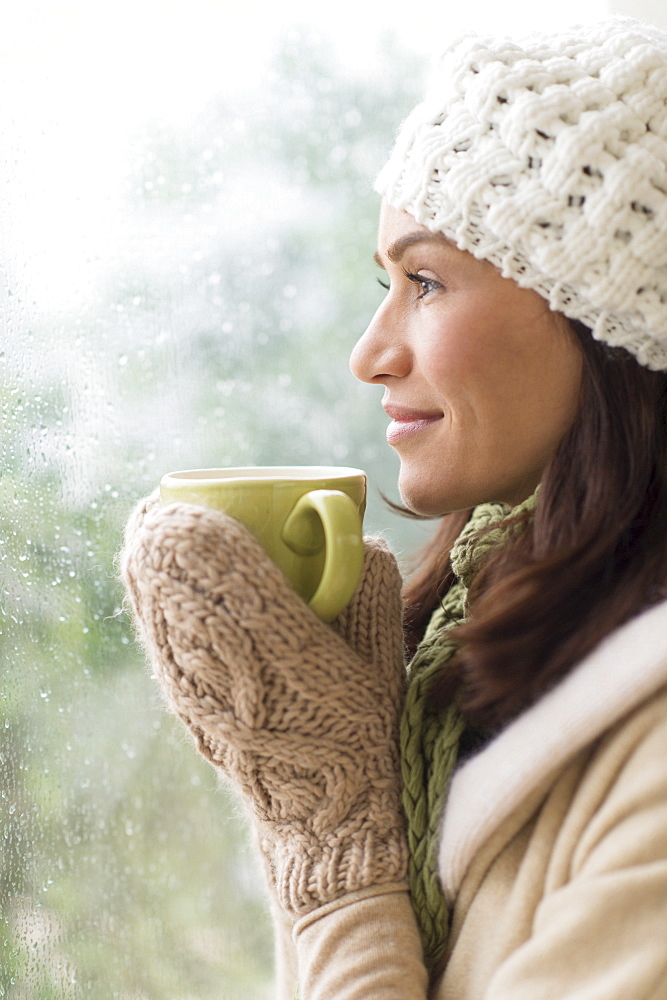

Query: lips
383;402;443;446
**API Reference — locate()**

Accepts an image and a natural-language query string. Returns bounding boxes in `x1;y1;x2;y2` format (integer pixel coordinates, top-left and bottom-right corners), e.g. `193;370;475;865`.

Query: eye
376;276;390;291
404;270;441;300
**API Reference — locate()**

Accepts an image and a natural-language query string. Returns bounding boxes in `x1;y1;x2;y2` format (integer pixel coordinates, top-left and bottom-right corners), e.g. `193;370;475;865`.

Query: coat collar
438;596;667;899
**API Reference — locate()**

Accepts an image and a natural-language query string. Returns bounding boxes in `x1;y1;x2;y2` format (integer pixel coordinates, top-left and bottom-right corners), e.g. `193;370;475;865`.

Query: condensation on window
0;7;425;998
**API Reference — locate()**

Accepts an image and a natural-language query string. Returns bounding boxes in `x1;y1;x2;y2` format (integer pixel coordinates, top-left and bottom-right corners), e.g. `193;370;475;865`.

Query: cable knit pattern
120;494;408;917
377;17;667;371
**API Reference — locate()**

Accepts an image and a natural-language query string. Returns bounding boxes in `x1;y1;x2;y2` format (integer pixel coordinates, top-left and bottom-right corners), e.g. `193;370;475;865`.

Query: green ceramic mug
159;466;367;623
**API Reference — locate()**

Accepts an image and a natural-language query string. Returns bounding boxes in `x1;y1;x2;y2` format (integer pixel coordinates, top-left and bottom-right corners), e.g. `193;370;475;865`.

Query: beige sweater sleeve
293;886;429;1000
272;902;299;1000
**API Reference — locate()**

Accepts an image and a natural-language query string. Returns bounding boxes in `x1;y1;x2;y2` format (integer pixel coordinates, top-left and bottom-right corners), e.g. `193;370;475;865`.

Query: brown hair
403;322;667;728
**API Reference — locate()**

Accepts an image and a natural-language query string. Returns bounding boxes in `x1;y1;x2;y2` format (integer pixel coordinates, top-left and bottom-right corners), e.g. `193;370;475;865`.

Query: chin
398;474;457;517
398;467;500;517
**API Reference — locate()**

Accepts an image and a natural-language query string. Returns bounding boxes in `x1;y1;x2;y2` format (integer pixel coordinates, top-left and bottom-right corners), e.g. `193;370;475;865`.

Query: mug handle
281;489;364;623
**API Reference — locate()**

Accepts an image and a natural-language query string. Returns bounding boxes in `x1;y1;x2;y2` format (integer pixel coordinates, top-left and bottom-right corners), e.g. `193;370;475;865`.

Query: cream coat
284;596;667;999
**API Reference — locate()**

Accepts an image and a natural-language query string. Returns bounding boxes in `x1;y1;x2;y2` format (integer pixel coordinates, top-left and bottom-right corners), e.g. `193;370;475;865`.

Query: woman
122;16;667;999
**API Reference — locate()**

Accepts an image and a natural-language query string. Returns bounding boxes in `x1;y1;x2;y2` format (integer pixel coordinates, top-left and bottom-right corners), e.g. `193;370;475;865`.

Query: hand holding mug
120;478;408;920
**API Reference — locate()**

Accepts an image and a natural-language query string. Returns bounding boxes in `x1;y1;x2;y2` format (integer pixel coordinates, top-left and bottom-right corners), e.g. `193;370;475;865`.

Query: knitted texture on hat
120;495;409;917
401;493;536;975
377;17;667;371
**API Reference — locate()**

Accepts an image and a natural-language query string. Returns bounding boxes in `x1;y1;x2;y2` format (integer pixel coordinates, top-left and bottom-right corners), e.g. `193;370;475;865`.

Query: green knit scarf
400;493;537;976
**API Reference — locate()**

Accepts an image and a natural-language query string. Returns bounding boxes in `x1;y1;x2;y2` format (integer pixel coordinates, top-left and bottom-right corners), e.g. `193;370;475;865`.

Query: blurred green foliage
0;30;426;999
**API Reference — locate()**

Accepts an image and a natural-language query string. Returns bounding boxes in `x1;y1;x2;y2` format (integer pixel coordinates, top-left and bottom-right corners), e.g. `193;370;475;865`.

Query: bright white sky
0;0;662;311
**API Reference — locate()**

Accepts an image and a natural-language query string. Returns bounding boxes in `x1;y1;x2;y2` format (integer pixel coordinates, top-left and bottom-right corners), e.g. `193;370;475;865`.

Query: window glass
1;11;424;998
0;1;612;996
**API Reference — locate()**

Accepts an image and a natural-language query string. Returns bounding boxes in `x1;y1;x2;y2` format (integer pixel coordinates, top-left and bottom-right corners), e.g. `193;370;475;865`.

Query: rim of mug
160;466;366;485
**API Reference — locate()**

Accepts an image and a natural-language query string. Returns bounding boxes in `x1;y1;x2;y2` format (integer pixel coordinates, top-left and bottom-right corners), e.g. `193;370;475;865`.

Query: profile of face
350;202;584;516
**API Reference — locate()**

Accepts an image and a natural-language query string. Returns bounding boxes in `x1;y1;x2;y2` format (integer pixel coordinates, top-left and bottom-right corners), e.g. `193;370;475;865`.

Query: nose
349;300;412;384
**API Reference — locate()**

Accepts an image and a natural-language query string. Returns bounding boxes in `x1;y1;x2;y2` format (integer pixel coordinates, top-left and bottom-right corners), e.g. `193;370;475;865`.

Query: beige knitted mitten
120;494;408;918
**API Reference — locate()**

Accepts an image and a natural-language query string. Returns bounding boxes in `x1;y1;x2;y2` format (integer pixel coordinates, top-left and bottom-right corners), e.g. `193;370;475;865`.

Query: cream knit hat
377;17;667;371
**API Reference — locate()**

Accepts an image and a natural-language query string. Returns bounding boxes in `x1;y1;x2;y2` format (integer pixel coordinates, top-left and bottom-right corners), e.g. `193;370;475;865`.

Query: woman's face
350;202;583;515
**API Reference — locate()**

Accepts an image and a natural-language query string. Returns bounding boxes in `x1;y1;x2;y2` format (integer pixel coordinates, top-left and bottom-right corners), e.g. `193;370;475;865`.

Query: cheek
420;318;481;387
421;315;517;414
483;327;583;463
425;310;581;451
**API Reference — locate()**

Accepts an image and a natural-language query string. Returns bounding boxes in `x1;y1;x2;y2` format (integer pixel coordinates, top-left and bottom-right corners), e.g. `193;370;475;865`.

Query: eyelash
376;270;440;300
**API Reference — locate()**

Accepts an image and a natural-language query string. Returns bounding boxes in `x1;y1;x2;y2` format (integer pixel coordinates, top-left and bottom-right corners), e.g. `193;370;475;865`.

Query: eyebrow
373;231;453;267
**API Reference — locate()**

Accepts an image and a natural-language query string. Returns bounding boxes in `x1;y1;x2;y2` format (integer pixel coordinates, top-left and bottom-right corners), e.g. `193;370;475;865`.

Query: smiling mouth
383;404;444;446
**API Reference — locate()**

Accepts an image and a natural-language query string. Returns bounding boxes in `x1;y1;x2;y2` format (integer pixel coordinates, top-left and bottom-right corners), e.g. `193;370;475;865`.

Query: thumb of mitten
333;535;405;670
